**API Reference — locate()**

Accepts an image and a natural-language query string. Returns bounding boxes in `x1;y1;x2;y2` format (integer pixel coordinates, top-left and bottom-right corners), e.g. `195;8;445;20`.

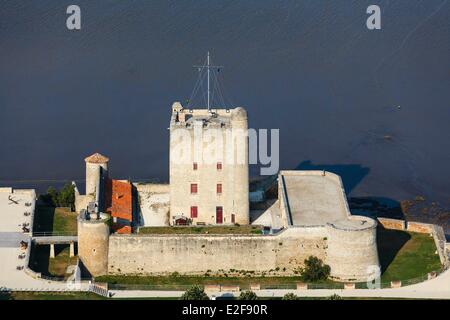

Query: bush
238;290;258;300
180;285;209;300
282;293;299;300
299;256;331;282
41;186;58;207
39;184;75;210
328;294;342;300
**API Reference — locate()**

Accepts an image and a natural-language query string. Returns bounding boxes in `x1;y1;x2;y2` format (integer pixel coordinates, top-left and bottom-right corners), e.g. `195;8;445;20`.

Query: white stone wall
107;229;327;276
136;184;170;226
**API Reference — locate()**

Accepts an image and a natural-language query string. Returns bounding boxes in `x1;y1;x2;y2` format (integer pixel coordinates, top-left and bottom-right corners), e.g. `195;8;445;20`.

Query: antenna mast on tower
194;52;223;111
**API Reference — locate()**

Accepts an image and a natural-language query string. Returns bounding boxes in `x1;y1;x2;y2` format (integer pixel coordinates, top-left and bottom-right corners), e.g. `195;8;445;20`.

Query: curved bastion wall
325;216;379;282
78;214;110;277
278;170;380;282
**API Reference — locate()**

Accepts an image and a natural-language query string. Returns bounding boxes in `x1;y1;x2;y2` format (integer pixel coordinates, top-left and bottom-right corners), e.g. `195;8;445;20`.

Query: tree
282;293;299;300
180;285;209;300
299;256;331;282
39;184;75;210
58;183;75;209
46;186;59;207
238;290;258;300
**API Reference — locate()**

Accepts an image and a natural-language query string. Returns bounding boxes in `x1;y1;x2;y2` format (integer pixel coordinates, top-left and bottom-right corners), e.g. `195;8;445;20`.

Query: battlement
170;102;247;130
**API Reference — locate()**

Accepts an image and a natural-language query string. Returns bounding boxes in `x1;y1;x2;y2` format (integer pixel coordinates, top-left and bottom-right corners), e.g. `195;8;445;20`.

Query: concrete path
109;268;450;299
0;232;29;248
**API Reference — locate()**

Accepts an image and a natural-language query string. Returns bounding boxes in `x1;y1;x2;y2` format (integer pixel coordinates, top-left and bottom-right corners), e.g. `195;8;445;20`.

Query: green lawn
377;228;442;283
48;246;78;279
97;274;306;290
33;206;78;234
138;225;263;235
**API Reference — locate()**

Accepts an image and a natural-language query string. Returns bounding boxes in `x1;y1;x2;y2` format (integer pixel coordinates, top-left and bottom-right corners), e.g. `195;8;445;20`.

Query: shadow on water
348;196;405;220
295;160;370;195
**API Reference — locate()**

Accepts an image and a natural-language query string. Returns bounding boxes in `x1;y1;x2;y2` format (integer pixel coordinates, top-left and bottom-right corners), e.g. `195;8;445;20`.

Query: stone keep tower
85;153;109;195
169;102;249;225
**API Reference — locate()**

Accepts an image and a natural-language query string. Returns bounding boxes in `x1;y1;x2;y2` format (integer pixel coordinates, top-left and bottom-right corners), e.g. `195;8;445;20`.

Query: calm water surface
0;1;449;210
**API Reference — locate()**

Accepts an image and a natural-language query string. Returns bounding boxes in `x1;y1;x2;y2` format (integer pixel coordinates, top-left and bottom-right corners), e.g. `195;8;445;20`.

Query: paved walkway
110;268;450;299
0;232;29;248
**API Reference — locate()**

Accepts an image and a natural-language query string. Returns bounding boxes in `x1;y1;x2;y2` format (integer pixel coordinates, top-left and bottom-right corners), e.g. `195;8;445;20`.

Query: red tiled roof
105;179;133;222
85;153;109;164
112;224;132;234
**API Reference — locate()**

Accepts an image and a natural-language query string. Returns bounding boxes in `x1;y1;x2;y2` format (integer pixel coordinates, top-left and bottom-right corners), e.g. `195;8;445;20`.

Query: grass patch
377;227;441;283
33;206;77;234
53;207;78;234
97;274;304;289
138;225;263;235
29;244;77;279
48;246;78;279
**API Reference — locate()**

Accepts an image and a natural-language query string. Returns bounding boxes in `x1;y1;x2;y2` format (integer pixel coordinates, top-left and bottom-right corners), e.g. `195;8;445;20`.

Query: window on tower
193;162;198;170
217;183;222;194
217;162;222;170
190;183;198;194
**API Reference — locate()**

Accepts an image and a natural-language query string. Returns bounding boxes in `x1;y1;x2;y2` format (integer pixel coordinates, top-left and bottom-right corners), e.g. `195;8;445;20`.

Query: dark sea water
1;1;449;212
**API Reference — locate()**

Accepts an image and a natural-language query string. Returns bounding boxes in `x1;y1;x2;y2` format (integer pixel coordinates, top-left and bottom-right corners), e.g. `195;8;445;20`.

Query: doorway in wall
216;206;223;224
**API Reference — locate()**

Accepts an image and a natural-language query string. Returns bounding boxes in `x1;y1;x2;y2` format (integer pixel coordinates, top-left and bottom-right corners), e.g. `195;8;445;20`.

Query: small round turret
231;107;247;120
77;212;110;276
172;101;183;113
85;153;109;195
326;216;380;282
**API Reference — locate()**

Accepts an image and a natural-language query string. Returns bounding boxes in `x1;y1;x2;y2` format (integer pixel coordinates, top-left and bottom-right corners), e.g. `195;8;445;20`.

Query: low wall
406;221;434;233
134;183;170;193
377;217;406;230
108;229;327;276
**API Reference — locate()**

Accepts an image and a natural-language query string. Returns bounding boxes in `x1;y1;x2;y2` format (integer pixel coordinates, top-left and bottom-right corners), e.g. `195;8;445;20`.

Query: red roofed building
75;152;136;235
105;178;134;234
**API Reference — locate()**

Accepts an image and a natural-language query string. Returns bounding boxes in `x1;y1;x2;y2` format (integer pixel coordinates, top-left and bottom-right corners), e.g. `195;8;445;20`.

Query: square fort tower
169;102;249;225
